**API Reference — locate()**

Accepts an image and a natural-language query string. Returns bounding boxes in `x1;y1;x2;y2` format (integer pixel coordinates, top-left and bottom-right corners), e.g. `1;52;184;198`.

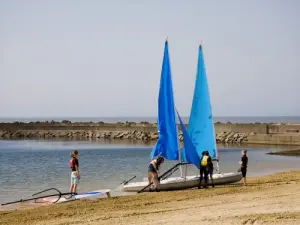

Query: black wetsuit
240;155;248;177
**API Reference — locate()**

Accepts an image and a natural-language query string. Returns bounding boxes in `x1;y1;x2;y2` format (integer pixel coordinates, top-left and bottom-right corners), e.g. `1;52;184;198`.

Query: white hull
121;172;242;192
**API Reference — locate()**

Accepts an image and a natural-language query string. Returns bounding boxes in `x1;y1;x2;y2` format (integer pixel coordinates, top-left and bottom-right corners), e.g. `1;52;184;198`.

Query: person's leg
149;172;155;191
153;173;160;191
71;172;79;193
209;169;214;187
204;167;209;187
70;173;75;193
148;172;152;184
198;167;204;188
242;169;247;186
73;178;78;193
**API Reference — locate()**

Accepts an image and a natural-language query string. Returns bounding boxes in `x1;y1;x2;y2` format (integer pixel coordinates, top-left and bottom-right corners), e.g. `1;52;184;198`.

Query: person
206;151;215;188
69;150;80;194
198;151;209;189
239;149;248;186
148;156;164;191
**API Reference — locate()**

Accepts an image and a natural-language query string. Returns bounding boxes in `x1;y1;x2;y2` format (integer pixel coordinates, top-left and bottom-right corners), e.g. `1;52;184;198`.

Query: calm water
0;116;300;123
0;140;299;204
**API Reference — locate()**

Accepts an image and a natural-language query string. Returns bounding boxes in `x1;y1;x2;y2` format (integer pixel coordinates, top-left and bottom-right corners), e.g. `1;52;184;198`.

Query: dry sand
0;171;299;225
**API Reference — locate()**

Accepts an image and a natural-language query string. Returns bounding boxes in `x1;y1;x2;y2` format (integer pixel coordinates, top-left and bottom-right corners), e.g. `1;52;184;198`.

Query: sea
0;139;299;206
0;116;300;124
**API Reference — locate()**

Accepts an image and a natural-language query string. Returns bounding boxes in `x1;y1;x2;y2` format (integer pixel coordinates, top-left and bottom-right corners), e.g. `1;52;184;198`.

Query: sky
0;0;299;117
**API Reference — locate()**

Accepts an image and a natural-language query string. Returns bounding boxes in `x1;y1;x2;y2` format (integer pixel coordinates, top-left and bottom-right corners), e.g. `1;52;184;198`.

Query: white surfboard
40;189;111;203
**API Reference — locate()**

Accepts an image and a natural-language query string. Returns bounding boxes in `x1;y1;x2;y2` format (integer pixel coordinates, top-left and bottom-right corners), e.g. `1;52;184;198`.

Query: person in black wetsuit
239;149;248;186
198;151;209;189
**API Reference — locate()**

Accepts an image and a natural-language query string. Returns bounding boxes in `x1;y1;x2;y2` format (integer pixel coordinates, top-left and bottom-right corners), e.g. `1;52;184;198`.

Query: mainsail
181;44;217;164
150;40;179;160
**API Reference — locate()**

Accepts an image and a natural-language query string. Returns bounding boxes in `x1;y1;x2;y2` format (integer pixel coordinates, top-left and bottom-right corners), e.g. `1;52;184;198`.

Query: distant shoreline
0;121;300;145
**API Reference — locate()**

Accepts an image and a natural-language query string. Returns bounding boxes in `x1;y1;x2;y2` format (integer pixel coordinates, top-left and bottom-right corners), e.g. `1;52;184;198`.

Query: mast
201;43;220;174
167;37;183;177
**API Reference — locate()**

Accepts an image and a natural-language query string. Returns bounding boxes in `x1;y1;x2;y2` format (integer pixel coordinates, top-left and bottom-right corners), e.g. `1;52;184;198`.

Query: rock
150;133;159;140
117;132;125;139
224;132;234;143
62;120;72;124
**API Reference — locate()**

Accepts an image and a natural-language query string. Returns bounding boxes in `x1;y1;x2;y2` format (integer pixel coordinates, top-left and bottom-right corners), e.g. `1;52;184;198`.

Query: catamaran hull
121;172;242;192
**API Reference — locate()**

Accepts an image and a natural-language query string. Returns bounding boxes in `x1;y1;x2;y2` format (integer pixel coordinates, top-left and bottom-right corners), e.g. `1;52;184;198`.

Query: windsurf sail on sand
1;188;111;206
1;176;136;206
150;40;179;161
181;44;217;166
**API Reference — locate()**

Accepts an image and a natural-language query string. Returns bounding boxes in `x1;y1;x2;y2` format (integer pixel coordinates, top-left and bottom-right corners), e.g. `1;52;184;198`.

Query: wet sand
0;170;299;225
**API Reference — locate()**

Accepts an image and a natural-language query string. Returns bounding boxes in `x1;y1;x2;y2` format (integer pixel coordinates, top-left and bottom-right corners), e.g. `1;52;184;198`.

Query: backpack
201;155;208;167
69;158;75;168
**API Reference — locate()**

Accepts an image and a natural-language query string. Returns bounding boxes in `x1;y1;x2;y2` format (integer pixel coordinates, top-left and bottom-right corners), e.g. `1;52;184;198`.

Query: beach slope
0;171;299;225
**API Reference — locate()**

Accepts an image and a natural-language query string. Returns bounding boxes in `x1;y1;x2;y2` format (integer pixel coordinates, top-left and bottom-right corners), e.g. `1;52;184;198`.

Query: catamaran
121;41;242;192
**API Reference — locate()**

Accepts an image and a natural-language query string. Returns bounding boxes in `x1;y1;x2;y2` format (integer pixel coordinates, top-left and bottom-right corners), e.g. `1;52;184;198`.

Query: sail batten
150;41;179;161
182;44;216;165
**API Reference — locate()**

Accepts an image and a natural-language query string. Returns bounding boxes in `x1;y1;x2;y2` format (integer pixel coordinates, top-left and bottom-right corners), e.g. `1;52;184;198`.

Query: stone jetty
0;129;252;144
0;121;300;145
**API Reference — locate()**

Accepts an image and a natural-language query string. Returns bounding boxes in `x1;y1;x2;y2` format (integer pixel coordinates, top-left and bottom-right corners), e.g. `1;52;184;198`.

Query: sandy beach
0;170;299;225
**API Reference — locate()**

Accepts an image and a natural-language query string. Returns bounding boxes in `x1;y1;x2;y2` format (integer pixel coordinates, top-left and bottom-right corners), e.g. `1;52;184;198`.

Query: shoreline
1;170;299;225
267;149;300;156
1;121;300;145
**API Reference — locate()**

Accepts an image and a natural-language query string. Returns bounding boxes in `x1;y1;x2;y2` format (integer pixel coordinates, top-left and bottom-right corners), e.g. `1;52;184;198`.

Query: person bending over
148;156;164;191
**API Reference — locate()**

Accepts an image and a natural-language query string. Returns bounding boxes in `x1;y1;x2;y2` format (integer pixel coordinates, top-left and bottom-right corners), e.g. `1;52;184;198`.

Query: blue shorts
71;172;79;185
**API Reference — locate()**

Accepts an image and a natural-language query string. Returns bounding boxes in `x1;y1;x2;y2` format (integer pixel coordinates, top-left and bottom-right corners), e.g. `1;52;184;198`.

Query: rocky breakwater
1;121;300;145
215;132;253;144
0;129;250;144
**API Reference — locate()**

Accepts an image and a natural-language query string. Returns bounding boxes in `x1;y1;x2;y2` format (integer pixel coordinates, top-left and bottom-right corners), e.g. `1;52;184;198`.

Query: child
69;150;80;194
239;149;248;186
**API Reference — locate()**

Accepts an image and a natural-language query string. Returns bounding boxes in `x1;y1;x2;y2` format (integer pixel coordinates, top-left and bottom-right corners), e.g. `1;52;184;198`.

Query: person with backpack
198;151;209;189
69;150;80;194
148;156;164;191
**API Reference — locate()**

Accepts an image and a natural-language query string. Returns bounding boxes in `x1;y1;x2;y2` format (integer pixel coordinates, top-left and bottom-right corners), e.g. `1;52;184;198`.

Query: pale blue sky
0;0;299;117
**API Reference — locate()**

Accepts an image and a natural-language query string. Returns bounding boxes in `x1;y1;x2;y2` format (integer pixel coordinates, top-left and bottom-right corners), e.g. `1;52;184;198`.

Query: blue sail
150;41;179;160
177;111;200;169
182;45;216;162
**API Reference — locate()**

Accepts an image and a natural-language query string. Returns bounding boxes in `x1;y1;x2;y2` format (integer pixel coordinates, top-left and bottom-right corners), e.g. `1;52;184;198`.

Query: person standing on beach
198;151;209;189
69;150;80;194
239;149;248;186
148;156;164;192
